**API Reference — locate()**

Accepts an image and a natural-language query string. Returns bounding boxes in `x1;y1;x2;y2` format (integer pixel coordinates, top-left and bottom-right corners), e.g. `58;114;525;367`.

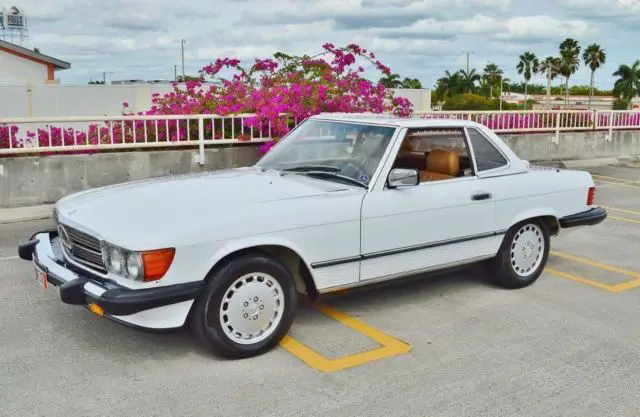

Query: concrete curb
559;157;621;169
0;204;54;225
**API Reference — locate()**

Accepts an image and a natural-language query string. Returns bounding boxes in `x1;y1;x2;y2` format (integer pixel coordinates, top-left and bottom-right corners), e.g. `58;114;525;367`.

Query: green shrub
442;94;519;110
613;98;629;110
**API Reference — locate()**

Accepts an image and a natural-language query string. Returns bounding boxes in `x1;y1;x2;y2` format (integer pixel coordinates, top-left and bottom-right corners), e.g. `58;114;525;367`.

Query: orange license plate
34;263;48;290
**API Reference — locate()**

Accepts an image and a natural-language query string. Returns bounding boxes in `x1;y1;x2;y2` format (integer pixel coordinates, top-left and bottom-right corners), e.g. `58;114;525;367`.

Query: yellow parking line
600;205;640;216
592;174;632;183
548;251;640;293
279;302;411;372
550;251;640;279
608;215;640;225
544;267;617;292
594;179;640;189
545;268;640;293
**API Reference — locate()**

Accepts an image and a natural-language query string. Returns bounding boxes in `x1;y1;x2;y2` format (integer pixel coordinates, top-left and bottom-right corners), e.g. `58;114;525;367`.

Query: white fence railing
0;113;287;159
2;110;640;161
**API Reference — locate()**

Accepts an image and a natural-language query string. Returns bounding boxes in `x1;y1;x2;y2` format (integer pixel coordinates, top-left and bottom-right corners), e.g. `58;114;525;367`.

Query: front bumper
559;206;608;228
18;230;203;327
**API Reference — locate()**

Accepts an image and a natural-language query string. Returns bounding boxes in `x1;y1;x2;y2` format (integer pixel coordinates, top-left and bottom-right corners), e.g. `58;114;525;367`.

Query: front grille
57;222;107;273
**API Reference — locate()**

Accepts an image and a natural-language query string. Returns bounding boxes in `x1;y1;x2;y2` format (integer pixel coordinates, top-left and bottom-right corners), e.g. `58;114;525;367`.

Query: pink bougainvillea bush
0;43;414;155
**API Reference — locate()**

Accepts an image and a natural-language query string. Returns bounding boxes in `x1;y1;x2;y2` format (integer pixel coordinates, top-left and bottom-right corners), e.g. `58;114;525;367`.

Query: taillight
587;186;596;206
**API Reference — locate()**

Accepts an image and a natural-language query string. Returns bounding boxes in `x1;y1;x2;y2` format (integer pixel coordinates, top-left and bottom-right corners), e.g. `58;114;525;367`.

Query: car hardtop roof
308;113;530;175
308;113;481;129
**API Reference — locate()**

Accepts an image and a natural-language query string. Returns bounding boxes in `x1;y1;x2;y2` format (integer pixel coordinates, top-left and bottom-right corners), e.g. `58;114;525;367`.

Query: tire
189;252;298;359
485;219;550;289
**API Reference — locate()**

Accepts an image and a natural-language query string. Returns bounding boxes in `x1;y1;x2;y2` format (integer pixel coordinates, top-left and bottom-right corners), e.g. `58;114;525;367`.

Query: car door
358;127;498;283
463;126;518;232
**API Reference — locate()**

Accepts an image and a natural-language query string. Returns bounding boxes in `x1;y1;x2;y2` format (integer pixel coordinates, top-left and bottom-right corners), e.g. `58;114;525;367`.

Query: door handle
471;192;492;201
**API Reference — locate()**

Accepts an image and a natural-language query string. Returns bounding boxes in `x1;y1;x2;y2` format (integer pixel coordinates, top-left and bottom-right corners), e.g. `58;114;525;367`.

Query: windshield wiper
281;165;341;173
299;171;369;189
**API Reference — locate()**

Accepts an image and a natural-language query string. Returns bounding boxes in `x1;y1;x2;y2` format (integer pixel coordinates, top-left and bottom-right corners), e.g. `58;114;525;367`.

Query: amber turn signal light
141;248;175;281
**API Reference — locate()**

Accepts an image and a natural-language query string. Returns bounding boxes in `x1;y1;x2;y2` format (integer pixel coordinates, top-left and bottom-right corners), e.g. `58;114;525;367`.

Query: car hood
55;167;351;248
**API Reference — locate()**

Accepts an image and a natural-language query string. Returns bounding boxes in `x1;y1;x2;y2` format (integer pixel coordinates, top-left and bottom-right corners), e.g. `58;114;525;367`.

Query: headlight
106;246;127;275
126;252;143;280
102;242;174;282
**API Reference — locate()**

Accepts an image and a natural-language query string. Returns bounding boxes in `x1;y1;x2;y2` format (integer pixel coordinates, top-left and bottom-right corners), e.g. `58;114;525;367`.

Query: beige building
0;39;70;85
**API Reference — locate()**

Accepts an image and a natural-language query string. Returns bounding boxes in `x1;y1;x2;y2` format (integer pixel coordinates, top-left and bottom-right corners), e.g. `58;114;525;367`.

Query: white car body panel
22;115;603;330
359;176;497;282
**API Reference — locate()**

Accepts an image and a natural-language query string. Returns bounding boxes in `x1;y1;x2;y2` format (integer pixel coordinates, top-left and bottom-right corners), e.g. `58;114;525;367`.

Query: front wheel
485;219;550;289
190;252;298;359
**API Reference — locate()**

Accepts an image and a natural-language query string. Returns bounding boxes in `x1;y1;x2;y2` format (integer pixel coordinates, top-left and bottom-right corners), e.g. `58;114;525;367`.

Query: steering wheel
336;158;371;182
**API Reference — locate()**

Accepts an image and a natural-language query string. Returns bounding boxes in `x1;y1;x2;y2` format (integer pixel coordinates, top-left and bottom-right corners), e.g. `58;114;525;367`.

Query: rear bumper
559;207;608;228
18;230;203;329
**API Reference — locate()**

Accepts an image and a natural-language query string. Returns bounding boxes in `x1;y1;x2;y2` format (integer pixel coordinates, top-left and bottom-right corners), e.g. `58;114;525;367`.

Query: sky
4;0;639;89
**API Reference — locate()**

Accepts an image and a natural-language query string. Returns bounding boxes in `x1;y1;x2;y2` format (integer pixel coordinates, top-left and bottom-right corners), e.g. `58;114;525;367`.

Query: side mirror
388;168;419;188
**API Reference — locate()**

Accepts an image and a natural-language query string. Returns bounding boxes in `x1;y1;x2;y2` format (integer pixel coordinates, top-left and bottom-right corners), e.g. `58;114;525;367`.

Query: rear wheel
486;219;550;289
190;252;298;359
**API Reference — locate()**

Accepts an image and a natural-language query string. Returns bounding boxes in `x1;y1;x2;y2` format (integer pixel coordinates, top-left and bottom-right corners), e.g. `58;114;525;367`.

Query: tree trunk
546;71;551;109
565;77;570;109
524;82;528;110
490;85;493;99
588;70;595;110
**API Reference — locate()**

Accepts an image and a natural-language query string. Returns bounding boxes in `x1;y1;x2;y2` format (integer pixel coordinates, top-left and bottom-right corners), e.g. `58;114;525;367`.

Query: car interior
392;128;474;182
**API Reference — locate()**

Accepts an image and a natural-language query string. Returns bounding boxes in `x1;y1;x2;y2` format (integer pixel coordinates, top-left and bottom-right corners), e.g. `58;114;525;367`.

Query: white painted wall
391;88;431;113
0;50;49;86
0;83;432;118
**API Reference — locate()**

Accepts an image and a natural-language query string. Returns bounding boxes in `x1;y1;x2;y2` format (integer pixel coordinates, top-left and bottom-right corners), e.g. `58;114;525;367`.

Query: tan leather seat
420;149;460;182
394;137;427;171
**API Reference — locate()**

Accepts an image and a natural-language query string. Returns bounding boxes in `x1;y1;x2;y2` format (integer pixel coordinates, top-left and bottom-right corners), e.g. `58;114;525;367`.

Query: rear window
466;128;508;171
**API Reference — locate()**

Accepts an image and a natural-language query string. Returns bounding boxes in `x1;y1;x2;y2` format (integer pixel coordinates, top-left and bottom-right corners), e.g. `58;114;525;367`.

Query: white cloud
376;14;590;42
1;0;634;89
498;15;591;41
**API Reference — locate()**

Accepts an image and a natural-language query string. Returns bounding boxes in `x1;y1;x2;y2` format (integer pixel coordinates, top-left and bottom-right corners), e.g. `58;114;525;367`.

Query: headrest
400;138;414;152
426;149;459;176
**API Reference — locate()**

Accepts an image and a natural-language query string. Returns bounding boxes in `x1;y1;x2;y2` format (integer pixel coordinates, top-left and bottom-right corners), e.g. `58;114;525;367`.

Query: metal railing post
198;116;205;165
553;110;561;145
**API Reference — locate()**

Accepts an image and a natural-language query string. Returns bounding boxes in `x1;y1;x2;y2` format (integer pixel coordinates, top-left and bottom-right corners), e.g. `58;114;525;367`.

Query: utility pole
174;65;179;81
462;50;475;73
499;77;504;111
102;71;113;84
181;39;186;79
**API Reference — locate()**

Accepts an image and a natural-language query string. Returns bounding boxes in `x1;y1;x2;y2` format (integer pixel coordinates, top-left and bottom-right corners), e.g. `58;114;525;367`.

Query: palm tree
516;52;539;110
401;77;422;89
483;63;503;98
612;60;640;108
582;43;606;110
379;73;402;88
539;56;562;109
558;38;581;109
436;70;463;100
459;68;481;93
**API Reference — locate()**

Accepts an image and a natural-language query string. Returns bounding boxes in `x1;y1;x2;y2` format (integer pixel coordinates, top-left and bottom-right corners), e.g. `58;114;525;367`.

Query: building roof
0;39;70;70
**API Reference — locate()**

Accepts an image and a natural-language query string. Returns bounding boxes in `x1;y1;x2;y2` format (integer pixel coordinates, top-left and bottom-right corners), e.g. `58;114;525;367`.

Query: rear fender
507;208;560;236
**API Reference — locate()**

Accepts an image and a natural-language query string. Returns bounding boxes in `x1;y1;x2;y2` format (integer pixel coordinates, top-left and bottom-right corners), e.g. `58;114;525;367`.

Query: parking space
3;164;640;416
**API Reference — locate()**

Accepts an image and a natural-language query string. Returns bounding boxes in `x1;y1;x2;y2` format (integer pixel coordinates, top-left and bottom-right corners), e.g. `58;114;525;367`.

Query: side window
466;128;508;171
392;128;474;183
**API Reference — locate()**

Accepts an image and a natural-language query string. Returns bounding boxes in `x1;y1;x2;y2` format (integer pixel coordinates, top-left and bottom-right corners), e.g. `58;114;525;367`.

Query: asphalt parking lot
2;163;640;417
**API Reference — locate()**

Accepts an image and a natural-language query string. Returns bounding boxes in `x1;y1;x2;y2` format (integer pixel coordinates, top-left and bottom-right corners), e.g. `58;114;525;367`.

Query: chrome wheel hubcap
510;224;545;278
219;272;285;345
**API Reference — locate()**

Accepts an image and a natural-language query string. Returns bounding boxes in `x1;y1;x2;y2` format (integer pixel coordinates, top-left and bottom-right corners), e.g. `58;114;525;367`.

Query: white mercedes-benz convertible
19;114;607;358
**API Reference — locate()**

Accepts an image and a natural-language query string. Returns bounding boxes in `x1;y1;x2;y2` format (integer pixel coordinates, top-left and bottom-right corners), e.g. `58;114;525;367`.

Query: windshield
256;119;397;187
